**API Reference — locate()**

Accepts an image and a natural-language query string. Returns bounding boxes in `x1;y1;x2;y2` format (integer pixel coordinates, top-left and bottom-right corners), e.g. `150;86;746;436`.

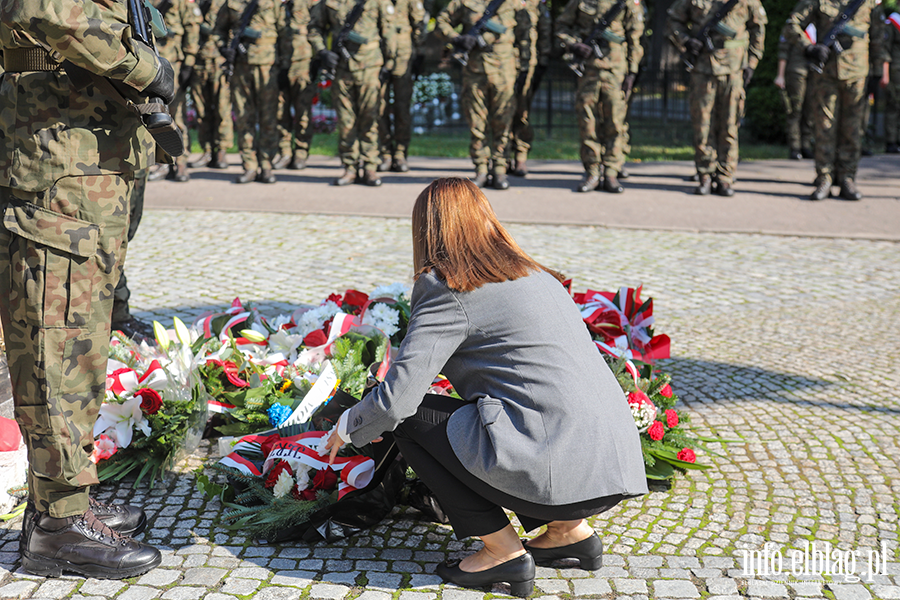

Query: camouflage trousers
810;72;866;181
171;63;190;168
191;60;235;154
884;75;899;145
232;62;280;171
461;63;516;174
0;174;131;518
784;68;814;152
689;71;744;185
277;59;317;160
335;66;383;170
509;64;539;163
111;169;147;323
379;63;414;162
576;67;628;177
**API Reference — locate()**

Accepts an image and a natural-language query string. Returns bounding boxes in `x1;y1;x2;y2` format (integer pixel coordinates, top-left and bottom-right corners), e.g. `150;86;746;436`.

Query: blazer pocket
476;396;504;427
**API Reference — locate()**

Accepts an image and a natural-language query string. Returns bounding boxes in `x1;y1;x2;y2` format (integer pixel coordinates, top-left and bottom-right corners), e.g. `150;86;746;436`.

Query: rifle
808;0;867;73
568;0;627;77
322;0;370;80
681;0;740;72
453;0;508;66
222;0;260;80
128;0;185;157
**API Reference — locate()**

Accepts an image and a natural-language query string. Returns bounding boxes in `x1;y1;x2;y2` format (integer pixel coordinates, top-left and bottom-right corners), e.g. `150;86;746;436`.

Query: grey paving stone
181;567;226;586
269;570;316;587
354;591;392;600
221;577;262;595
278;547;311;559
205;595;239;600
871;585;900;599
613;578;648;594
33;580;77;599
828;584;873;600
535;579;569;594
408;574;444;589
253;588;304;600
320;572;358;585
78;580;127;596
117;586;162;600
653;579;700;598
137;568;182;586
230;566;271;580
569;578;611;596
308;583;351;599
366;572;404;590
441;589;487;600
745;580;789;597
399;592;437;600
706;578;738;595
629;556;664;568
393;560;424;573
161;587;205;600
660;568;692;578
0;581;38;599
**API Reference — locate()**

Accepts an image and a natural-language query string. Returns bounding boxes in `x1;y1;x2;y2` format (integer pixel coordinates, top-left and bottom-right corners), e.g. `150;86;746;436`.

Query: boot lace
78;509;132;547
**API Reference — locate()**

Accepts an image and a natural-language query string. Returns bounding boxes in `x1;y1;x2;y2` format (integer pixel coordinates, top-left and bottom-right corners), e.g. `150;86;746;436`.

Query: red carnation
647;421;665;441
135;388;163;415
312;467;338;491
665;409;679;428
659;384;673;398
343;289;369;308
326;293;343;305
294;488;318;501
677;448;696;463
264;461;293;488
627;390;652;407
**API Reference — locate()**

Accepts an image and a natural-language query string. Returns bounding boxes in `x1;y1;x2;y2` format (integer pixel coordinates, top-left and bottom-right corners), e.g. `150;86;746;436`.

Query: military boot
376;156;392;172
511;154;528;177
21;509;161;579
235;169;257;184
289;151;308;170
838;177;862;201
695;174;712;195
22;499;147;540
333;168;356;186
576;172;601;193
111;316;154;342
789;148;803;160
147;164;170;182
603;173;624;193
472;170;489;187
187;151;212;168
618;166;630;179
715;179;735;197
209;150;228;169
391;157;409;173
492;171;510;190
886;143;899;154
272;154;291;170
809;175;832;200
172;162;190;183
361;170;382;187
257;169;277;184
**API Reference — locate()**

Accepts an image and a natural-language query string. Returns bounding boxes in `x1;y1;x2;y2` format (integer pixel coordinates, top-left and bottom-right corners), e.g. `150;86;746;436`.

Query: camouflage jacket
282;0;319;64
666;0;767;76
777;21;809;74
155;0;203;67
308;0;396;72
212;0;288;67
198;0;228;63
386;0;427;72
515;0;551;71
435;0;532;74
556;0;645;74
886;10;899;76
788;0;885;80
0;0;157;191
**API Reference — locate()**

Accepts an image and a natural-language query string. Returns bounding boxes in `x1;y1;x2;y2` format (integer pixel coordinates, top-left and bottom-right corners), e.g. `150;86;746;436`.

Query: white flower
295;467;311;491
295;301;342;339
93;396;152;449
362;303;400;337
272;469;295;498
370;283;409;301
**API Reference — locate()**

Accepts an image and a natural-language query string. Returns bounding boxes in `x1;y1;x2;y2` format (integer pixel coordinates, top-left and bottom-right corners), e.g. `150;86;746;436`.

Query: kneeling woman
326;178;647;596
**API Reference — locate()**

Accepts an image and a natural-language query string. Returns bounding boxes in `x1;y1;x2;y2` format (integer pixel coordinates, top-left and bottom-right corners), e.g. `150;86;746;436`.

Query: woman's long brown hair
411;178;564;292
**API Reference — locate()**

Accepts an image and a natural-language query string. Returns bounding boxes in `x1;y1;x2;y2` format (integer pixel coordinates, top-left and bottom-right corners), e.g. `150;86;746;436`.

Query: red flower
207;359;250;388
294;488;318;501
259;434;281;459
312;467;338;491
303;329;328;347
627;390;653;408
665;409;679;428
647;421;665;441
677;448;696;463
343;289;369;308
265;461;293;488
659;384;673;398
135;388;163;415
326;293;343;305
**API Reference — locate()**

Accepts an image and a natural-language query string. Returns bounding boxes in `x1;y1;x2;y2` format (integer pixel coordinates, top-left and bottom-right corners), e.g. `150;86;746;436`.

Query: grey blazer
345;270;648;505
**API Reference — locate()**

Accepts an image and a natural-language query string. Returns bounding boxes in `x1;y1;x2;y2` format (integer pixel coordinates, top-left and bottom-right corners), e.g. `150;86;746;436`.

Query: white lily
92;396;151;449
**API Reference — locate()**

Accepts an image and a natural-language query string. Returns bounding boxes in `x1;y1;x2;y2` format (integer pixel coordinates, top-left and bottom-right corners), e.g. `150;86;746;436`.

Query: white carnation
296;301;342;339
370;283;409;301
295;467;311;490
272;469;295;498
362;303;400;337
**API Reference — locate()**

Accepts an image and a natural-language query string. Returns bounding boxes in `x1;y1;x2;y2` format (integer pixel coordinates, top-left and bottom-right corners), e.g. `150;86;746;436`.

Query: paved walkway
1;157;899;600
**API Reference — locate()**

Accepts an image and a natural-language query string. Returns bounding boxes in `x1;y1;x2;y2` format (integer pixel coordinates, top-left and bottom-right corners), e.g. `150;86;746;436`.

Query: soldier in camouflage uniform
883;8;899;153
309;0;397;186
189;0;235;169
274;0;321;171
377;0;427;173
775;21;815;159
557;0;645;193
148;0;203;183
214;0;288;184
788;0;887;200
1;0;168;578
666;0;766;196
436;0;533;189
509;0;551;178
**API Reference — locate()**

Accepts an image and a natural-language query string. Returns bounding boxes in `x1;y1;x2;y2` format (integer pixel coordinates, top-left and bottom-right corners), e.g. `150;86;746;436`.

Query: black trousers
393;395;627;540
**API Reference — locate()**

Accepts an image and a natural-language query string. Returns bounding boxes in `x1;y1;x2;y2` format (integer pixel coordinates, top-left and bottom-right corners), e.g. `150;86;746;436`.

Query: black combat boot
209;150;229;169
333;168;356;186
391;157;409;173
272;154;291;170
21;510;161;579
257;169;277;184
789;148;802;160
716;179;735;197
492;171;510;190
376;156;392;172
576;172;601;193
695;174;712;195
235;169;257;184
187;151;212;168
172;163;190;183
838;177;862;201
603;173;624;193
147;165;170;181
618;166;630;179
361;170;382;187
289;151;308;170
809;175;832;200
886;143;899;154
472;170;489;187
23;499;147;540
111;316;154;342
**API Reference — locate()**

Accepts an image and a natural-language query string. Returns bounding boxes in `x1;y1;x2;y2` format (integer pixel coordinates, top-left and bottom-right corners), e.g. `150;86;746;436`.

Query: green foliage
330;332;389;399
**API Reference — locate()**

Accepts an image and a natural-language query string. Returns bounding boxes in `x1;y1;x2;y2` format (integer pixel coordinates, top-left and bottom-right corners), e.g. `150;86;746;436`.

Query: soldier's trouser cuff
32;475;90;518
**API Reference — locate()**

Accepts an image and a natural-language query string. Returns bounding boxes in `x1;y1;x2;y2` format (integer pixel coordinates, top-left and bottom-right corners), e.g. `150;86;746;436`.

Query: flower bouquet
94;319;210;486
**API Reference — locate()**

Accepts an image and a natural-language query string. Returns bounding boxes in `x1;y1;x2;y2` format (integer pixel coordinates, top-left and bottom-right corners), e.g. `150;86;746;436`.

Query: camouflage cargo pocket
3;201;99;328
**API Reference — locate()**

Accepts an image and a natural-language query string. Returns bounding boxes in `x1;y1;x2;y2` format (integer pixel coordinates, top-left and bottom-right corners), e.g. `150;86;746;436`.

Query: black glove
319;49;339;72
277;68;291;91
515;69;528;93
569;42;593;59
220;45;236;64
742;67;754;88
452;34;478;52
411;54;426;78
804;43;829;65
178;64;193;88
621;72;636;97
145;55;176;105
379;66;391;84
683;37;704;55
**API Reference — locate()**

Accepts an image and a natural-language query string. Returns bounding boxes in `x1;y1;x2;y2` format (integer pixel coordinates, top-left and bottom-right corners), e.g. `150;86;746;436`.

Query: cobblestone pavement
1;210;899;600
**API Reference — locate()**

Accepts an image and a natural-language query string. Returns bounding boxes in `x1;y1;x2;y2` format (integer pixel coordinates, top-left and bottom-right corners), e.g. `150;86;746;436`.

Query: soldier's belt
3;47;61;72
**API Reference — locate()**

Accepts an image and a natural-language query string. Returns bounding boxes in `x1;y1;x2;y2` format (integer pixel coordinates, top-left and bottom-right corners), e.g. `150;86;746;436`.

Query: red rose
135;388;163;415
326;293;343;305
259;434;281;459
303;329;328;347
264;461;293;488
647;421;665;441
627;390;652;408
677;448;696;463
295;488;318;501
312;467;338;491
343;289;369;307
659;384;673;398
665;409;679;428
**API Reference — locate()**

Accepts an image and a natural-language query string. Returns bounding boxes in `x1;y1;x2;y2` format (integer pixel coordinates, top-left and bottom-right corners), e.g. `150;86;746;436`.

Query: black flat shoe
524;532;603;570
436;553;534;597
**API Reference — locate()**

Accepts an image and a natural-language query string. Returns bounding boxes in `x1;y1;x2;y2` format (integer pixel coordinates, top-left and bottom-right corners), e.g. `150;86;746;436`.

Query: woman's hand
325;427;345;465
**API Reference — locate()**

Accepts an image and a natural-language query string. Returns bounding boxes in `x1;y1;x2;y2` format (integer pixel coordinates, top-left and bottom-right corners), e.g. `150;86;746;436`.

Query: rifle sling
697;0;741;39
586;0;627;44
467;0;507;36
823;0;868;42
336;0;370;49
